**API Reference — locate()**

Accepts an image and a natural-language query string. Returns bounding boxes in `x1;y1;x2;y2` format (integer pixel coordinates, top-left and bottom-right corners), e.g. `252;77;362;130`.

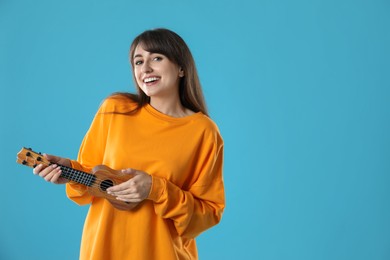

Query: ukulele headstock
16;147;51;168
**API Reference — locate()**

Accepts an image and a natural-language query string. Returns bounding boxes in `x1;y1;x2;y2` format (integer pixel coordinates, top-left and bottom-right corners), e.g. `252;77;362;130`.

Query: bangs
140;38;172;58
131;29;184;65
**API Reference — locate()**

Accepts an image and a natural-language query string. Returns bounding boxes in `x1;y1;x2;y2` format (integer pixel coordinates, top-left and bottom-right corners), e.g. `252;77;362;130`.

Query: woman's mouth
143;77;160;85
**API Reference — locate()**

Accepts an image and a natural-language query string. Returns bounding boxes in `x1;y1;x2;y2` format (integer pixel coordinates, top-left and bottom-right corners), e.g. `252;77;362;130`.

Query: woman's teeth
144;77;159;83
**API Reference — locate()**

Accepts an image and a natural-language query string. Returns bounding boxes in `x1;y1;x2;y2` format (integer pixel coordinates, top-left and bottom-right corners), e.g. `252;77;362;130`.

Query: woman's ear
179;68;185;77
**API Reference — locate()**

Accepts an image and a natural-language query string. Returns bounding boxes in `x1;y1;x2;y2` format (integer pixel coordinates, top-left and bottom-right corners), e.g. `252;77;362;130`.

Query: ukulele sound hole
100;179;114;191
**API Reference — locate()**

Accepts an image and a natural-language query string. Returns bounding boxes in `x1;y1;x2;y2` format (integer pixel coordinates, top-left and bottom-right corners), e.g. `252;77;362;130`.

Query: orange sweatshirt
66;95;225;259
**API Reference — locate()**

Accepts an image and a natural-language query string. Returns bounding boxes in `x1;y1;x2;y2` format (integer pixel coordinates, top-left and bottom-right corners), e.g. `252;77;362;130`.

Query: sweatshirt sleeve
147;130;225;239
65;160;94;205
65;99;113;205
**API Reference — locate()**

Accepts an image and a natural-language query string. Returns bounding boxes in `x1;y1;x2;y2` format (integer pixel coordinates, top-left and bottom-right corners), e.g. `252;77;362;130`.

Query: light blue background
1;0;389;259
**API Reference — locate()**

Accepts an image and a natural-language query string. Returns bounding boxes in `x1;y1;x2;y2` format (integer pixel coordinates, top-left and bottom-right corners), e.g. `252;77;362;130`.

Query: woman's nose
141;61;152;73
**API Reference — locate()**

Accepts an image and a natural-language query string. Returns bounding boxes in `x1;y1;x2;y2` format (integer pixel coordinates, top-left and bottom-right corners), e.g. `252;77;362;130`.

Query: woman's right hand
33;154;71;184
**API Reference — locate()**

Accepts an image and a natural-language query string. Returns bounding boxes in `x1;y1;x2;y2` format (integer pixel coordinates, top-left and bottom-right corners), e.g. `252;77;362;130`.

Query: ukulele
16;147;138;211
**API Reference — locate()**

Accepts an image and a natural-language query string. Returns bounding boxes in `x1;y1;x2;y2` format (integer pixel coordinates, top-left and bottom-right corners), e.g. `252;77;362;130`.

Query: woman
34;28;225;259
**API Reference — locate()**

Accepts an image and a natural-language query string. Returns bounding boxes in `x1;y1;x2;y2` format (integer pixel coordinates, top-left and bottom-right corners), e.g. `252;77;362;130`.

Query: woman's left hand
107;169;152;203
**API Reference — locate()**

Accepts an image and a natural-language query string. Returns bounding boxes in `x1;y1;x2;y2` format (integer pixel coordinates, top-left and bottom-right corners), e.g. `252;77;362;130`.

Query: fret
59;166;95;187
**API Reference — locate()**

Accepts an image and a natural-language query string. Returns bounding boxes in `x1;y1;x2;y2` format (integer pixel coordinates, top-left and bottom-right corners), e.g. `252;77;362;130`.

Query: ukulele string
61;171;125;190
59;167;136;192
60;171;127;194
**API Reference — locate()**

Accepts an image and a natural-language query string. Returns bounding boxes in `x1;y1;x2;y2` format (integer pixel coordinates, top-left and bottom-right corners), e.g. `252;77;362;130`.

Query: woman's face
133;44;184;99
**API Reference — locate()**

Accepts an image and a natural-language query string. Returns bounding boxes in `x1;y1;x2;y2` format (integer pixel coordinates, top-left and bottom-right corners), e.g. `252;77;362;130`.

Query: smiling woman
133;46;186;114
129;28;209;116
32;28;225;260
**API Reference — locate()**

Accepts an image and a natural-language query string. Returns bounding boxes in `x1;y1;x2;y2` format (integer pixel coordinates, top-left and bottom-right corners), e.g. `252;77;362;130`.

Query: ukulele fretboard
59;165;96;187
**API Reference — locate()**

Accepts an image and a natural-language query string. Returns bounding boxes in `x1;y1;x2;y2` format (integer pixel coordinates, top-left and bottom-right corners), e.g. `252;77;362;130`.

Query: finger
116;194;143;203
44;153;60;164
107;182;134;194
38;164;58;178
110;187;137;196
48;169;63;184
107;177;135;193
121;168;136;175
43;166;62;182
33;164;44;175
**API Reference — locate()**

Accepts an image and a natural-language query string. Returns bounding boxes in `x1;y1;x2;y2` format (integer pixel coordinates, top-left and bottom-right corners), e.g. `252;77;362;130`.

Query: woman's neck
150;97;194;118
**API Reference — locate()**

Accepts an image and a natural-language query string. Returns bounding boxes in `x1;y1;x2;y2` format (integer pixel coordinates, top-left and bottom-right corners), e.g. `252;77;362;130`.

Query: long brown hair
113;28;208;116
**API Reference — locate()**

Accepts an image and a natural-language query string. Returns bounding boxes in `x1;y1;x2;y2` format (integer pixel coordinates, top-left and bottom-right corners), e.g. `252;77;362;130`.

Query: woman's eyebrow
134;52;161;59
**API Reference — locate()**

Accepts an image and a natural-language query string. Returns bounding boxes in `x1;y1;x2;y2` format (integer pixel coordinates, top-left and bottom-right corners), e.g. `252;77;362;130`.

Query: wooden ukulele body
87;165;139;210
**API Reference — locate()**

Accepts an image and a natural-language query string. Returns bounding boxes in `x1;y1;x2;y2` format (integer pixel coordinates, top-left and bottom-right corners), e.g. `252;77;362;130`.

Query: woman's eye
153;56;163;61
134;60;143;65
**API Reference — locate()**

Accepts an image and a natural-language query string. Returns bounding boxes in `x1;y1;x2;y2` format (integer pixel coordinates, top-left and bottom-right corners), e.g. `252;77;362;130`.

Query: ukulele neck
59;165;95;187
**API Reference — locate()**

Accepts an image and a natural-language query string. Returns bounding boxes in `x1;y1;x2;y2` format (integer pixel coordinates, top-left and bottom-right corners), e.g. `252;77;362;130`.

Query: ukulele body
87;165;139;210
